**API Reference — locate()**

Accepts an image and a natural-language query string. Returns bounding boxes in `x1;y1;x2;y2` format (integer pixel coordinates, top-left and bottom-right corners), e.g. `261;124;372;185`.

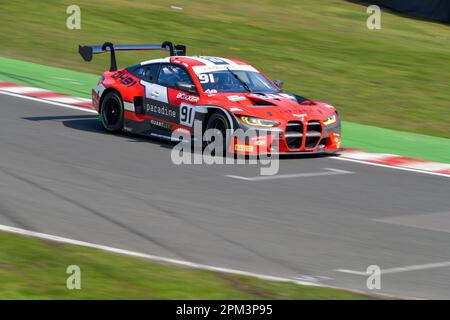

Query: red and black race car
79;41;341;155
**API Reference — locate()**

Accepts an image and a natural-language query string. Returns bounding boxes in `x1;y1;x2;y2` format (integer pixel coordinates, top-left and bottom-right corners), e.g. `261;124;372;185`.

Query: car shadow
22;115;175;150
22;115;339;159
278;153;339;161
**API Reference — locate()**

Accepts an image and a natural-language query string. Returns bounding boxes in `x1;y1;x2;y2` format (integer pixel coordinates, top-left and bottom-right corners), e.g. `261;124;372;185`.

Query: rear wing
78;41;186;71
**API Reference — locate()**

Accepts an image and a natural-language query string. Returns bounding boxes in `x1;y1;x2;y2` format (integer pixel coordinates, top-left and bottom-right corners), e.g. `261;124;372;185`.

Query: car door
134;63;179;130
131;62;168;106
141;64;167;104
155;63;200;129
137;63;168;107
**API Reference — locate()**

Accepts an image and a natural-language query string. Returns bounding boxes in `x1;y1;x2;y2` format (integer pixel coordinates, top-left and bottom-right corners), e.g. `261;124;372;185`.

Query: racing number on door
180;104;196;127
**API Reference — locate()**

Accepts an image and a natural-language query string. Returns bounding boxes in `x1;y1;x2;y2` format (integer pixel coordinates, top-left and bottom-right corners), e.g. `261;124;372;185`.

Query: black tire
203;112;231;154
100;91;124;133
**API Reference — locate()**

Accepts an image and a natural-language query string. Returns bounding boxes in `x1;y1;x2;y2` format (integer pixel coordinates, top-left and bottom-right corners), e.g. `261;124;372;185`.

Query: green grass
0;0;449;138
0;231;370;299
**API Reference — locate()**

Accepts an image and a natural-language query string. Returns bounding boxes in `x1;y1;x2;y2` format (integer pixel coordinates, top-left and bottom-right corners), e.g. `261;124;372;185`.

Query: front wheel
100;91;124;133
203;112;232;155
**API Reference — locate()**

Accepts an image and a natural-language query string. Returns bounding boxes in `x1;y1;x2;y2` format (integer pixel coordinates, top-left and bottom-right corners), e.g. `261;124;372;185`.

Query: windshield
197;70;280;93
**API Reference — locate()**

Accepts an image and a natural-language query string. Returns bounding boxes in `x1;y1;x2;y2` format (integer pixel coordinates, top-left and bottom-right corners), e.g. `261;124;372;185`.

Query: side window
157;64;194;89
133;64;160;83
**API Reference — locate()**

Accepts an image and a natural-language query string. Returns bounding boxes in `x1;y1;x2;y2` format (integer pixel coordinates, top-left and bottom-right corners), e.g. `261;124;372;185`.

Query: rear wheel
100;91;124;133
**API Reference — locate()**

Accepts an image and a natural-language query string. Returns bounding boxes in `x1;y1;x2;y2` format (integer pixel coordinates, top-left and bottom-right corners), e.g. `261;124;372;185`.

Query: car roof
138;56;259;75
140;56;250;67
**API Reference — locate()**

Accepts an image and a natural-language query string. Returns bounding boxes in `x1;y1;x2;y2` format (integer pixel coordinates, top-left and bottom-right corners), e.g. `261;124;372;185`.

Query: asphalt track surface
1;93;449;299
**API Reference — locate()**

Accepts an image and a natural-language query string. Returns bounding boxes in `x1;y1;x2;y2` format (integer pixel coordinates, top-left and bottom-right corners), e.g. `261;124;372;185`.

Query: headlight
239;116;280;128
323;113;337;126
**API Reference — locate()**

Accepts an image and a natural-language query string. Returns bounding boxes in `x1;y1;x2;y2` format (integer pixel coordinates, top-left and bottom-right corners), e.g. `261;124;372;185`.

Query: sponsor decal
230;107;244;112
204;89;217;94
196;56;229;65
331;132;341;148
280;109;311;114
293;113;307;120
148;119;172;130
111;70;137;87
192;64;257;75
227;95;246;102
250;136;268;146
176;92;200;103
234;144;254;152
144;99;178;123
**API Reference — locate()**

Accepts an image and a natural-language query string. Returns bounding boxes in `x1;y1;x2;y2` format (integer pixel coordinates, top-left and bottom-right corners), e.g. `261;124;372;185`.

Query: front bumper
228;121;341;155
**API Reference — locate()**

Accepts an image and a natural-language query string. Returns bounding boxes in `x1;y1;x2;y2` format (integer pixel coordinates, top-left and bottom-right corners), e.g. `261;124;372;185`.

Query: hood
203;92;336;122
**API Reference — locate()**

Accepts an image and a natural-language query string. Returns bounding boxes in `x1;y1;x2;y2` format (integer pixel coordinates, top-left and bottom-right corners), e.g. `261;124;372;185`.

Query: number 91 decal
198;74;215;84
180;104;196;127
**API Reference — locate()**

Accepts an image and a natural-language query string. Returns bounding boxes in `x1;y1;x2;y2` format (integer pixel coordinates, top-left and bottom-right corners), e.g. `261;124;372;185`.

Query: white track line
332;156;450;178
44;96;91;104
339;152;397;161
226;168;354;181
0;223;320;287
402;162;450;172
1;86;50;94
0;90;98;114
335;269;368;276
336;261;450;276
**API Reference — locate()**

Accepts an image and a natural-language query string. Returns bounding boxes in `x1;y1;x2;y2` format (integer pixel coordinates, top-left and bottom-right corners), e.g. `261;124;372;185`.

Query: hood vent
293;95;316;106
247;95;277;107
300;100;316;106
251;100;276;106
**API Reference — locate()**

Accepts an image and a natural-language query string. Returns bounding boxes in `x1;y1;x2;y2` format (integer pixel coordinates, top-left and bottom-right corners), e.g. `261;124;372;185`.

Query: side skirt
124;118;192;143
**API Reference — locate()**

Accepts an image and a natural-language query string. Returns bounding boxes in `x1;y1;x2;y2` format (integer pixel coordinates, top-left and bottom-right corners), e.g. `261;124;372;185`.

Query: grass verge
1;56;449;163
0;231;371;299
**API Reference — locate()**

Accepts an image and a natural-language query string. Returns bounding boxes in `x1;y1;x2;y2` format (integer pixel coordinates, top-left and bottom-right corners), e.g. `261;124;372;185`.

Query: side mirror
274;80;284;88
177;82;197;95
